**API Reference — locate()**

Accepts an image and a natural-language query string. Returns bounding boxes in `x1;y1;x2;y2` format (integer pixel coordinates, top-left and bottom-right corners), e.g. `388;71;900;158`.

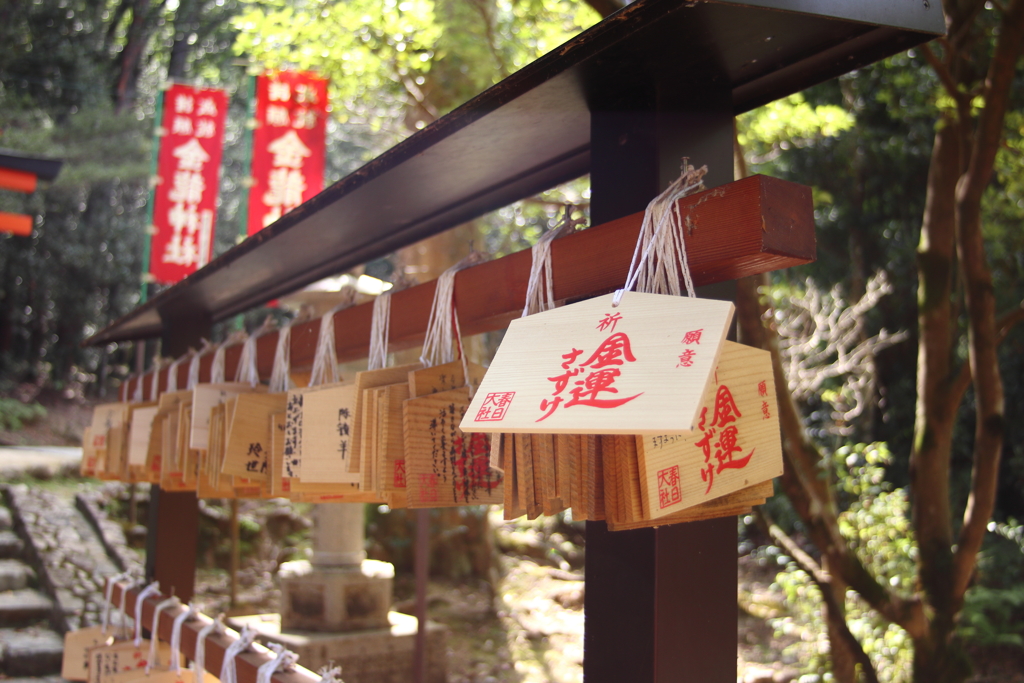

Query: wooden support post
144;314;211;602
584;73;738;683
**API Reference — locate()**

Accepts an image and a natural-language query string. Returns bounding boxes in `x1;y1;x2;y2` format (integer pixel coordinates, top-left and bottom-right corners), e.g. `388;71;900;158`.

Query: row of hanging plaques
82;357;499;508
82;165;783;530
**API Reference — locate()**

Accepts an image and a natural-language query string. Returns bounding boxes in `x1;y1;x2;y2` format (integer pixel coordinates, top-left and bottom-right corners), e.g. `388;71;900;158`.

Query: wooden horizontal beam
111;582;320;683
124;174;813;397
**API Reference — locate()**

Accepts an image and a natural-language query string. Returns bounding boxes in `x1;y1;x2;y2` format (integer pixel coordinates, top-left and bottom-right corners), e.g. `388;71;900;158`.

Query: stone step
0;590;53;628
0;531;24;560
0;560;35;592
0;506;12;531
0;627;65;677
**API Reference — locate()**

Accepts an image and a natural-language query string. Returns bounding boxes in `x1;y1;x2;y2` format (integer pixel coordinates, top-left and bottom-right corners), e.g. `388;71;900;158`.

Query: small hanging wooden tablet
298;382;361;483
189;383;264;451
404;386;503;507
62;625;111;681
636;341;783;520
348;363;423;476
222;393;288;479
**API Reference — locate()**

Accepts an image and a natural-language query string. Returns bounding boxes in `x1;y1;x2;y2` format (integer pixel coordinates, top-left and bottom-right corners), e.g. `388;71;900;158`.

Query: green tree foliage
738;3;1024;681
232;0;600;140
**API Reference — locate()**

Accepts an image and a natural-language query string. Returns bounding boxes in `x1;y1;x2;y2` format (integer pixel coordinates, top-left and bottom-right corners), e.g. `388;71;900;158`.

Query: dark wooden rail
110;582;320;683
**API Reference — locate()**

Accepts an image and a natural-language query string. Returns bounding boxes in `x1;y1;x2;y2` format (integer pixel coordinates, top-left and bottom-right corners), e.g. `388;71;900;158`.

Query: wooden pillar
584;73;738;683
144;312;211;602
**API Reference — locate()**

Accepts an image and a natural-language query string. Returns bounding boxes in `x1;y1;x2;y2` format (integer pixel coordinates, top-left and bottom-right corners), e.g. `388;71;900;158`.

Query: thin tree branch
757;512;881;683
921;43;967;107
949;299;1024;405
735;273;928;637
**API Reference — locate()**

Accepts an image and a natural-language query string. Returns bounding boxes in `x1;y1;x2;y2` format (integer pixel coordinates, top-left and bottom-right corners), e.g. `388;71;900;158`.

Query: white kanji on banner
267;130;311;169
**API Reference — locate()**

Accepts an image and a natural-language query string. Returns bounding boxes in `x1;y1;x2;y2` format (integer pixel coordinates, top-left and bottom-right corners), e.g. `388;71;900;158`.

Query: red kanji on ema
474;392;516;422
694;384;754;494
538;331;643;421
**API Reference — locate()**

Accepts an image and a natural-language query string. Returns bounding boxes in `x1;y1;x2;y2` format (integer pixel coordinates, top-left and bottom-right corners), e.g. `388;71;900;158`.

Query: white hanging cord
210;331;247;384
148;357;163;400
133;581;161;647
188;340;215;390
211;343;229;384
317;665;344;683
169;603;198;673
419;252;487;369
133;373;144;402
522;205;582;317
269;324;293;393
235;335;261;387
166;352;187;389
147;595;181;672
612;160;707;306
219;625;258;683
101;571;132;635
367;292;392;371
309;307;344;387
256;643;299;683
117;575;140;641
235;318;276;387
193;614;225;683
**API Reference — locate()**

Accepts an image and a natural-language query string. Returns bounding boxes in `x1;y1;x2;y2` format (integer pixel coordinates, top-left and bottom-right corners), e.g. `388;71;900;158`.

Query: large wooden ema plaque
463;291;733;435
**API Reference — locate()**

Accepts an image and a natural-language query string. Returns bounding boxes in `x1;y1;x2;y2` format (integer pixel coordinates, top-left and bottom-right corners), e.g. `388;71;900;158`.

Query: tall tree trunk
113;0;152;113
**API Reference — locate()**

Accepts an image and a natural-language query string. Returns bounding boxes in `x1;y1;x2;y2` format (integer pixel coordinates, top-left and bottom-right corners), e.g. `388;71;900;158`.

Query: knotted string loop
612;160;707;306
133;581;160;647
419;253;486;370
219;625;258;683
148;356;163;400
317;665;344;683
255;643;299;683
192;614;225;683
522;205;581;317
269;323;293;393
169;603;198;673
367;292;392;371
309;307;344;387
101;571;132;635
147;595;180;672
187;340;215;390
236;318;275;388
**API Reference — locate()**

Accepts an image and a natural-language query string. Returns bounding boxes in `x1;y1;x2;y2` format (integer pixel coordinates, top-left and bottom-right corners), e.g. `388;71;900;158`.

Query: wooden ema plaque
463;291;734;435
189;383;264;450
638;341;782;519
403;361;503;507
297;382;360;484
221;393;287;479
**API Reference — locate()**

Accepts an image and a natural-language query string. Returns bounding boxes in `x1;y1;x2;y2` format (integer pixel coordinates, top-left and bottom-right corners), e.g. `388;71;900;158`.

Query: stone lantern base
230;611;448;683
278;558;393;632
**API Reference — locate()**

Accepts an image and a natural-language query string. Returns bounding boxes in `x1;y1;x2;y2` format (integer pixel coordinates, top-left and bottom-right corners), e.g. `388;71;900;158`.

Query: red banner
248;71;328;236
150;84;227;284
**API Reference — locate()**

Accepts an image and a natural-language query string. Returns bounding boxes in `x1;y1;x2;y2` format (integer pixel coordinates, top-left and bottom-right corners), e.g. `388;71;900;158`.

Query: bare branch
921;43;967;107
735;273;928;637
758;512;881;683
